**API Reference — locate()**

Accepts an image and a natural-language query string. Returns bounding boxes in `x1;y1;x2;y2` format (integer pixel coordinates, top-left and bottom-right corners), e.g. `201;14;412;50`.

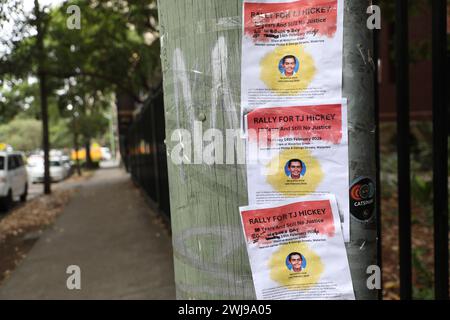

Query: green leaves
44;0;161;103
0;118;42;151
1;0;161;147
2;0;161;106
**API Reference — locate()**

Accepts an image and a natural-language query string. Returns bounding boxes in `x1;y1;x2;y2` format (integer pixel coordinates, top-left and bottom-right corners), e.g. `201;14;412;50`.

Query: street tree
1;0;161;184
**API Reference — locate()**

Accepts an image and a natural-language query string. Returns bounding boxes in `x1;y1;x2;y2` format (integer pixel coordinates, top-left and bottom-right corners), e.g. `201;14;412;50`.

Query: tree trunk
39;71;51;194
73;129;81;176
85;140;93;169
35;0;51;195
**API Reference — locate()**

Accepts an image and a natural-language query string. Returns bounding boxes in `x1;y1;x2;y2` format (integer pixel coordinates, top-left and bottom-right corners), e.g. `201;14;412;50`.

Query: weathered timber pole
158;0;379;300
158;0;252;299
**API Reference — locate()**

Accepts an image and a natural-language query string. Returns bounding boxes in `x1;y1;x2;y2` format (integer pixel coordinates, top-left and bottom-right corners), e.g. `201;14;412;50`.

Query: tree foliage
0;118;42;151
0;0;161;153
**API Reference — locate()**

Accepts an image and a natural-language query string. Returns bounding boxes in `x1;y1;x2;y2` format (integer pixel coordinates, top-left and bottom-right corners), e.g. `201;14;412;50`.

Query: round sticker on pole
350;177;375;221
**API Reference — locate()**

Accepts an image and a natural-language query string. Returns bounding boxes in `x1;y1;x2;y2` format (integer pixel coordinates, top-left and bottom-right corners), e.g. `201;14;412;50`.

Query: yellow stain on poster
266;148;324;196
269;242;324;290
260;45;316;95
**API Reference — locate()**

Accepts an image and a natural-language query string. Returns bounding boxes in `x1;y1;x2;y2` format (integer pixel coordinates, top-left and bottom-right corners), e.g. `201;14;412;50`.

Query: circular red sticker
350;177;375;221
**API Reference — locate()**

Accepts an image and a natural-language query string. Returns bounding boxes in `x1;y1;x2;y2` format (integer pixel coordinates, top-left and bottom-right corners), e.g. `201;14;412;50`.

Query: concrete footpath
0;167;175;299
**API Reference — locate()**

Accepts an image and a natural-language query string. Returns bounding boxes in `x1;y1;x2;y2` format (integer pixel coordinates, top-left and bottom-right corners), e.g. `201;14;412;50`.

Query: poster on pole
245;99;350;241
239;195;354;300
241;0;344;118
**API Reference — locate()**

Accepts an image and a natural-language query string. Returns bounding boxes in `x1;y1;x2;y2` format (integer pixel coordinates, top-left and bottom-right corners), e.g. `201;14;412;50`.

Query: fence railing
390;0;448;300
126;88;171;221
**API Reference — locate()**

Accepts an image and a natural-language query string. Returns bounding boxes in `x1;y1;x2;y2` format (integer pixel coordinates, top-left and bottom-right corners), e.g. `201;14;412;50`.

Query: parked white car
101;147;112;161
27;156;70;183
49;157;69;182
0;151;28;210
26;155;44;183
61;155;73;176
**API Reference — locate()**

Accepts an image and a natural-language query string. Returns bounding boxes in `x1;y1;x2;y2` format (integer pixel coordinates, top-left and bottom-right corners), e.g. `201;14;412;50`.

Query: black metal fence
125;0;449;300
389;0;448;300
126;89;171;221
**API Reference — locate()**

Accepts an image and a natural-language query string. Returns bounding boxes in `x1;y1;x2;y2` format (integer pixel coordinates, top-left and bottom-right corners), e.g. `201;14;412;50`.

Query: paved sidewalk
0;167;175;299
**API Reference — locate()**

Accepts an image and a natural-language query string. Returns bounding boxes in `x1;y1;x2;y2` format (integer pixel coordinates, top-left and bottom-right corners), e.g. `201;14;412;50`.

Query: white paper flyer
241;0;344;118
239;195;354;300
245;99;350;241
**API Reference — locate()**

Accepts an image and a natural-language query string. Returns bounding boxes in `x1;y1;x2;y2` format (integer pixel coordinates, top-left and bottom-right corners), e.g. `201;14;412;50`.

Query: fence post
158;0;379;300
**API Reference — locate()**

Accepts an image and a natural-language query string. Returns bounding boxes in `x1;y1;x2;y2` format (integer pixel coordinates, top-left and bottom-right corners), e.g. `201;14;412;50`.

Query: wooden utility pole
158;0;378;299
